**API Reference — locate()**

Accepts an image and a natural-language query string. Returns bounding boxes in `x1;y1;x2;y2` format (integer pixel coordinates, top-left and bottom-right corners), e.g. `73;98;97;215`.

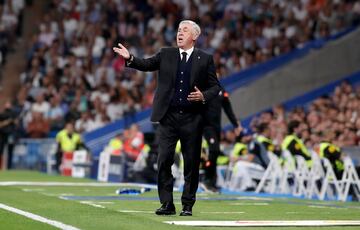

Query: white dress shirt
179;46;194;62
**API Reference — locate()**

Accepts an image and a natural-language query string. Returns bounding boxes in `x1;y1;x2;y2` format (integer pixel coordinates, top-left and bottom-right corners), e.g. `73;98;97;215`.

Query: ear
192;32;199;41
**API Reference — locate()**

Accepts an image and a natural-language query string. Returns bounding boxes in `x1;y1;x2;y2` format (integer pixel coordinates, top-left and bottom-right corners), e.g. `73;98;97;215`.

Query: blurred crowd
224;81;360;149
0;0;360;144
2;0;360;141
0;0;25;66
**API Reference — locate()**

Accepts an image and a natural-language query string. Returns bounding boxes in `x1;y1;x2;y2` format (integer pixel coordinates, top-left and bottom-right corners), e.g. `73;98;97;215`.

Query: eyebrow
178;26;189;31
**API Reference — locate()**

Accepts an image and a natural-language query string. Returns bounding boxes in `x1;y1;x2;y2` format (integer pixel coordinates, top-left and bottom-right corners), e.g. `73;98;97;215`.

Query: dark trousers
0;133;8;170
203;126;221;186
157;108;203;207
7;143;14;169
55;150;62;173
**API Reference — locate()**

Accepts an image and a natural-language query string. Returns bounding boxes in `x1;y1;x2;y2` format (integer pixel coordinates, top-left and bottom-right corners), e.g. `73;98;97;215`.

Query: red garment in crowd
112;56;125;72
123;132;144;161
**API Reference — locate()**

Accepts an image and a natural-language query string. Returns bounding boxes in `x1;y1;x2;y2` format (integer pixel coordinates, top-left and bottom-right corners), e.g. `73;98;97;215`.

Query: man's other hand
187;86;204;102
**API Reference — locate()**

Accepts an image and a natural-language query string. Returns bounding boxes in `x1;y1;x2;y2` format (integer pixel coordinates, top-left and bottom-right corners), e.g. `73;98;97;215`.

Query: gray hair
179;20;201;37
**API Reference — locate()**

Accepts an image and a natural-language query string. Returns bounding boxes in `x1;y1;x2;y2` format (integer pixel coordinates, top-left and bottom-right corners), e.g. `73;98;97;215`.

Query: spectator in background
47;95;65;130
281;120;312;168
26;112;50;138
31;93;50;118
229;129;265;192
123;124;144;162
55;122;84;173
0;0;24;64
75;111;94;133
0;101;17;170
147;12;166;34
106;95;126;121
108;132;123;155
202;83;242;192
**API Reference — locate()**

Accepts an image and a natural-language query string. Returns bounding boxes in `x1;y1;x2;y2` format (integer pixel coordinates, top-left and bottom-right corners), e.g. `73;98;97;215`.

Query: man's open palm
113;43;130;59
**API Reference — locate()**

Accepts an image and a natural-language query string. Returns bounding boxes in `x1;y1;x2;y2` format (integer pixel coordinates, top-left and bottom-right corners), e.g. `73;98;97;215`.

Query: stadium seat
255;152;283;194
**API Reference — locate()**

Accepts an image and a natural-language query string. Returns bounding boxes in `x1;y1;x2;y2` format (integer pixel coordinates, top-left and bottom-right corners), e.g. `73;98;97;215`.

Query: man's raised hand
113;43;130;59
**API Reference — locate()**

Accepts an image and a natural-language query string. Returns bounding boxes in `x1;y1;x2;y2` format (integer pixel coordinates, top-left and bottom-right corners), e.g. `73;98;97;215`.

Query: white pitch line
41;193;74;197
60;193;74;196
230;202;269;206
96;202;114;204
197;193;209;197
201;211;245;214
40;193;60;197
79;201;105;209
0;181;158;189
164;220;360;227
0;203;80;230
117;210;154;214
22;188;45;192
308;205;348;210
235;197;273;201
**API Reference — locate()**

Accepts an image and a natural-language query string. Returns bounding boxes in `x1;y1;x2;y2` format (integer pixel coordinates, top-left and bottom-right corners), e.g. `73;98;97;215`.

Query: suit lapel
171;48;180;85
190;48;199;86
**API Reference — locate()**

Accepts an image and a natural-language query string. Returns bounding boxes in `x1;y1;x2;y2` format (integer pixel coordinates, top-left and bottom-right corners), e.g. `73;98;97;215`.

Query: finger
187;96;199;101
113;48;120;54
194;86;200;92
113;48;123;55
118;43;125;49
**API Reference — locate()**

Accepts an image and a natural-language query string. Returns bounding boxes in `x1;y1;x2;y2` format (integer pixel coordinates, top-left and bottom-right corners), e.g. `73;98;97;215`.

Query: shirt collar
179;46;194;61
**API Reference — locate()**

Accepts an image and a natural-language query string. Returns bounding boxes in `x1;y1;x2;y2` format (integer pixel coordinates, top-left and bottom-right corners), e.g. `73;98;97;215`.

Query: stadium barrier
11;139;91;178
97;146;127;182
252;150;360;201
60;150;91;178
12;138;57;173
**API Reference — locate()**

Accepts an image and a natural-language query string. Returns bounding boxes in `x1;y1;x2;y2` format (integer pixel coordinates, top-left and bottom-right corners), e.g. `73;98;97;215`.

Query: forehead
178;23;193;31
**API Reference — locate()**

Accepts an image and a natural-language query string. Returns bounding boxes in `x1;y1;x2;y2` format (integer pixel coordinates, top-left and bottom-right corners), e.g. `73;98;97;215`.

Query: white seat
319;157;344;200
304;151;324;199
292;155;311;197
337;156;360;201
255;152;283;194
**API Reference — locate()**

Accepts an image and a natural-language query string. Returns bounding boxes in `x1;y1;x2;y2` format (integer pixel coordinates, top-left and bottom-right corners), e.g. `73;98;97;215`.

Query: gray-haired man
114;20;220;216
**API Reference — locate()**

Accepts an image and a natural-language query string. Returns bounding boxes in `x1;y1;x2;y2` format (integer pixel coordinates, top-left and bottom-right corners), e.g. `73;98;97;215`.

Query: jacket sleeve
222;90;239;127
126;51;161;72
202;56;221;102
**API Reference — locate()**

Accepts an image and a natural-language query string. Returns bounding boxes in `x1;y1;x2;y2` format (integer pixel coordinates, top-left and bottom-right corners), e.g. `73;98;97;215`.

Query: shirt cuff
126;54;134;66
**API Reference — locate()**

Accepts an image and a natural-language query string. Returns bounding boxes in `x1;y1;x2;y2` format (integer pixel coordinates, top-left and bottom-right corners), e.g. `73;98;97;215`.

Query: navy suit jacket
127;47;221;122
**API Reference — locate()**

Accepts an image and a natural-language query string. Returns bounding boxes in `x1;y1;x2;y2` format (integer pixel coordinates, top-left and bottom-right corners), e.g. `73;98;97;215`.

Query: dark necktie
181;52;187;65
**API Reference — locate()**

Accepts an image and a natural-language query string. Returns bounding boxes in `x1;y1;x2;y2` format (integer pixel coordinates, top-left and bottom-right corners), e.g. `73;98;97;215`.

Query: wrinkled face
177;23;197;50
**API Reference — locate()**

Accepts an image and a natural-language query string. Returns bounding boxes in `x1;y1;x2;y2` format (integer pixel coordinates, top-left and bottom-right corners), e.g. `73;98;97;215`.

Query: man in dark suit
113;20;220;216
202;85;242;192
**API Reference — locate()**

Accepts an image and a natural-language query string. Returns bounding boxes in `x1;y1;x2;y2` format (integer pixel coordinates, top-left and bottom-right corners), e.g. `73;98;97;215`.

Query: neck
179;45;194;51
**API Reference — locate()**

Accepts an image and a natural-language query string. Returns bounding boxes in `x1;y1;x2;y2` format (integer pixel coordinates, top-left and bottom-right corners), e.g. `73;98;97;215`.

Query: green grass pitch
0;170;360;230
